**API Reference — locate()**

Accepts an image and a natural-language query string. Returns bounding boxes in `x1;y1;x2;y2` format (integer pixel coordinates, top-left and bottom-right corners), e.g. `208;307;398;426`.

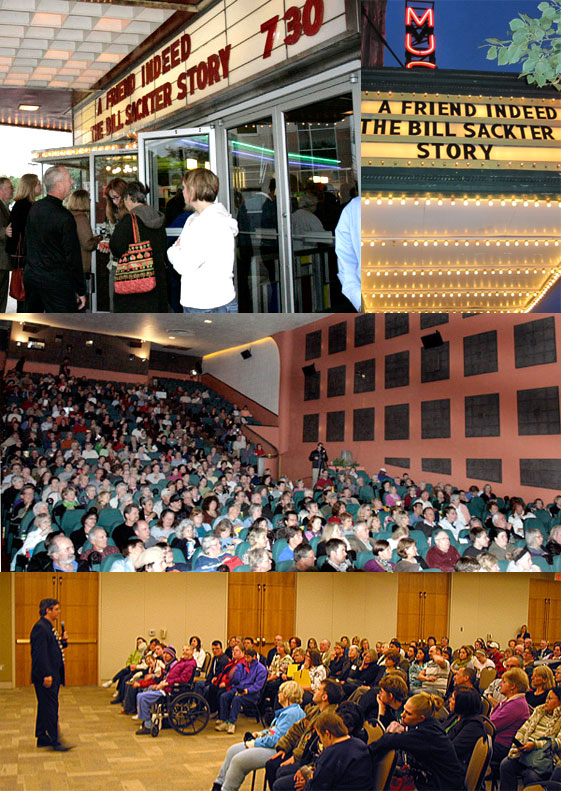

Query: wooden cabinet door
228;574;295;657
529;579;561;643
396;575;450;644
15;573;98;687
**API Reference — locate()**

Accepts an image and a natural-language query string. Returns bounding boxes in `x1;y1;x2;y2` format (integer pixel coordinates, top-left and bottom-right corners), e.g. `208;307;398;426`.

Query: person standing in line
309;443;328;488
30;598;73;751
334;195;361;312
7;173;42;312
24;166;86;312
0;176;14;312
67;189;100;311
167;168;239;313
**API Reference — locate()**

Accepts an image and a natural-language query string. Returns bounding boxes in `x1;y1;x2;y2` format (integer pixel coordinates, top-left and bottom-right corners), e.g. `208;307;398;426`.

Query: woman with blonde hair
527;665;555;708
370;692;466;789
212;680;305;791
7;173;42;310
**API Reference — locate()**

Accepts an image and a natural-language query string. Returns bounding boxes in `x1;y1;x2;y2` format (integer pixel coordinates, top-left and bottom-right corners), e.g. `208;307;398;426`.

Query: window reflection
227;119;280;313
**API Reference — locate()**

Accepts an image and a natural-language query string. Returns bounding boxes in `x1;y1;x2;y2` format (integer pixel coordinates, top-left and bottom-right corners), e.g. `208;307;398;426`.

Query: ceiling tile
0;38;20;47
18;48;43;57
84;30;111;42
94;17;130;33
64;14;93;30
122;21;151;35
37;0;71;12
55;28;82;41
0;48;17;56
71;2;102;16
25;26;55;37
0;25;25;36
30;11;66;26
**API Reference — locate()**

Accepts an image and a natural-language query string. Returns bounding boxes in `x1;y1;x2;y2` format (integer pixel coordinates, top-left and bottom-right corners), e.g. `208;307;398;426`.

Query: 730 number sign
261;0;325;59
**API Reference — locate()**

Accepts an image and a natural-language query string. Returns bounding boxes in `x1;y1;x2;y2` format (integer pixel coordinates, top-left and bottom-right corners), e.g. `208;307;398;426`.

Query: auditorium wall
202;338;280;415
448;575;530;649
0;574;12;688
273;313;561;501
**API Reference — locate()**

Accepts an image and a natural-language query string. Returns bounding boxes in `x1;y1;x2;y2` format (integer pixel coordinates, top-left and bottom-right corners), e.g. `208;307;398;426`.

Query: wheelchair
148;682;210;737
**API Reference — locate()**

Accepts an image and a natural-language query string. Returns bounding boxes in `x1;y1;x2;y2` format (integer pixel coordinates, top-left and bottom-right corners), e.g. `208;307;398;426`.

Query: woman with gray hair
212;680;305;791
109;181;169;313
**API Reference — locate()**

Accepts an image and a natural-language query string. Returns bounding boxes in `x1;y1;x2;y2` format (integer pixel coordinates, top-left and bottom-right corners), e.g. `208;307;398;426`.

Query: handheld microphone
61;621;66;634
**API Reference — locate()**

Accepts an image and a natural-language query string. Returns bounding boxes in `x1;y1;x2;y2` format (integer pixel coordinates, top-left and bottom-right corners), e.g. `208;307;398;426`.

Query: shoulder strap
130;212;139;244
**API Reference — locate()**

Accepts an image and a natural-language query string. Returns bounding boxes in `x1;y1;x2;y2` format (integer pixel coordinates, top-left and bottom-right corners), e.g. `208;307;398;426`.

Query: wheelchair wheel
151;722;159;737
168;691;210;735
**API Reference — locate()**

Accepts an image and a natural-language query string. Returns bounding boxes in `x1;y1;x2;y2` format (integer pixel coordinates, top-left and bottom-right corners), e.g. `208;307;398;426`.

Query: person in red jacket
135;645;196;734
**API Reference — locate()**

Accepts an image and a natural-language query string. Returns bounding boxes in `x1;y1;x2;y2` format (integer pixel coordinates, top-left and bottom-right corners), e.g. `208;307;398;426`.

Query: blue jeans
183;297;238;313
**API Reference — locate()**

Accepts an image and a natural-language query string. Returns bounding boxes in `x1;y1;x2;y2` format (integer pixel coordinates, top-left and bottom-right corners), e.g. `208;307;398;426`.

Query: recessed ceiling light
168;336;175;339
19;104;40;111
203;319;212;324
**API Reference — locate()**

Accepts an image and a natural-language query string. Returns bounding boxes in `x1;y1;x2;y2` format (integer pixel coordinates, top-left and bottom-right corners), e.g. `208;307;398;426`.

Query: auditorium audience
2;367;559;575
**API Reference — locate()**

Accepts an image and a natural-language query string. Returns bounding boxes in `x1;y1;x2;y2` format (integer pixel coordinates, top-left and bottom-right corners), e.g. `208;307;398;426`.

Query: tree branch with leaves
483;0;561;89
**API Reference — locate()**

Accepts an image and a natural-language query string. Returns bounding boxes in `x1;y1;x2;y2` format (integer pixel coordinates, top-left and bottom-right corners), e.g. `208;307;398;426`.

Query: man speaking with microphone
30;598;73;751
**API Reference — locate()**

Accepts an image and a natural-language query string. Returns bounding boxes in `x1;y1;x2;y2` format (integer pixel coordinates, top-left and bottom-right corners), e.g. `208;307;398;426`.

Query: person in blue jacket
216;648;268;734
212;680;305;791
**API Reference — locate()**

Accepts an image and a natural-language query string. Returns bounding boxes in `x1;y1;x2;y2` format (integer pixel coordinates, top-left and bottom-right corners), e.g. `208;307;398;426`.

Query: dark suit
30;616;66;746
0;199;11;312
24;194;85;312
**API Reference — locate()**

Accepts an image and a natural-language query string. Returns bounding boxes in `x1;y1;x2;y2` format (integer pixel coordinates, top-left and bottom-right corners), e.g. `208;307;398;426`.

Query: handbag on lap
114;213;156;295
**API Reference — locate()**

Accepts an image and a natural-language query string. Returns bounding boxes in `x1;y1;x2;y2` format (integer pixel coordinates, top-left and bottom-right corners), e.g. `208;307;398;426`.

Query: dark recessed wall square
328;322;347;354
354;359;375;393
517;386;560;435
515;317;557;368
385;350;410;389
305;330;322;361
463;330;498;377
421;399;451;439
354;314;375;347
304;371;321;401
385;403;410;440
326;411;345;442
466;458;503;483
422;458;452;475
421;341;450;383
520;459;561;490
420;314;449;329
385;314;409;339
385;457;411;468
327;365;346;398
465;393;500;437
353;407;374;441
302;414;320;443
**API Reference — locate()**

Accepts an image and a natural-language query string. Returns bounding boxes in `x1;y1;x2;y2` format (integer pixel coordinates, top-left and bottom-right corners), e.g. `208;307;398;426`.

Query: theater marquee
74;0;348;146
361;92;561;170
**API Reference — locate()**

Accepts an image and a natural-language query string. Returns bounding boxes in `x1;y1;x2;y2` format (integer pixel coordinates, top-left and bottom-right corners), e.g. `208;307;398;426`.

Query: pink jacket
163;657;196;692
490;693;530;748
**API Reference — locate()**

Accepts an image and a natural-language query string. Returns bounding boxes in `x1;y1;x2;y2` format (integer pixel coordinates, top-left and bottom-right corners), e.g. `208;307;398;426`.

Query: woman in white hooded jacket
167;168;238;312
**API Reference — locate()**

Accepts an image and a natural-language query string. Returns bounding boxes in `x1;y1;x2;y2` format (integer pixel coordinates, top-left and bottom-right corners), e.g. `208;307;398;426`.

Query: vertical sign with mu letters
405;1;436;69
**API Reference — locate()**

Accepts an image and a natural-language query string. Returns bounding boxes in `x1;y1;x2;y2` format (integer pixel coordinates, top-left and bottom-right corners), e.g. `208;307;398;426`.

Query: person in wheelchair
212;680;305;791
215;648;267;735
135;645;196;735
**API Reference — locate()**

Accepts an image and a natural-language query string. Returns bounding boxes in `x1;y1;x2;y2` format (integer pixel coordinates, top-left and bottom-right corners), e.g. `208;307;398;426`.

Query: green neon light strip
233;140;340;166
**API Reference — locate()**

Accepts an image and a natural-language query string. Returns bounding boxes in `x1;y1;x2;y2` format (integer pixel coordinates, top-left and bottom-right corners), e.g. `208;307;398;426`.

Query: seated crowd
2;368;560;573
103;627;561;790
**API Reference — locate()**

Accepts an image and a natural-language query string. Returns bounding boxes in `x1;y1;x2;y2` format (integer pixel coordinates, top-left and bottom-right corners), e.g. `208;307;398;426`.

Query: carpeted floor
0;686;268;790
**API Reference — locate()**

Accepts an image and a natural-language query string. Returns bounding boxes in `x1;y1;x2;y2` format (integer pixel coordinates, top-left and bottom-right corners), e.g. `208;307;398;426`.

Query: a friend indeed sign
361;93;561;169
86;0;343;143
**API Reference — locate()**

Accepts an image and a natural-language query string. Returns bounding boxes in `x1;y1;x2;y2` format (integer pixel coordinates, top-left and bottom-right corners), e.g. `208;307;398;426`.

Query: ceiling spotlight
19;104;39;111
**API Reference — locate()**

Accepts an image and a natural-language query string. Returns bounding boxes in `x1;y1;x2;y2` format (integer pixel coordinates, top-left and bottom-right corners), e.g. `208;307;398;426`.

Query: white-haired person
212;680;305;791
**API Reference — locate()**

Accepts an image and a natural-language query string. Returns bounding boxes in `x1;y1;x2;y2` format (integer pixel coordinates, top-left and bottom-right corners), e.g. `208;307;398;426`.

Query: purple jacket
231;658;267;698
490;694;530;748
163;657;196;692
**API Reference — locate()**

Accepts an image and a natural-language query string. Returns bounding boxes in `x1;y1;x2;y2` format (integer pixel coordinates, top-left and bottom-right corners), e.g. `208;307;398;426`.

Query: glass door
138;128;216;312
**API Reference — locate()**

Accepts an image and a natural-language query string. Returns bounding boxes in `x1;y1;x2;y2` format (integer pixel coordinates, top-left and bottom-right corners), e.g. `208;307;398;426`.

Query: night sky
382;0;545;71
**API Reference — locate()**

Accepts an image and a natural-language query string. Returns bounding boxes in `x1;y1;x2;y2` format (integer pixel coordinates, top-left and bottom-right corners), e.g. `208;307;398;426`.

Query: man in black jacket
24;165;86;312
308;443;328;488
194;640;229;713
30;598;72;751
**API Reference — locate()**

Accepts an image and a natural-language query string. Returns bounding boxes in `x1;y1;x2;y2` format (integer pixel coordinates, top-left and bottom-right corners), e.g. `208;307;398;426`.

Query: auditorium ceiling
7;314;326;355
